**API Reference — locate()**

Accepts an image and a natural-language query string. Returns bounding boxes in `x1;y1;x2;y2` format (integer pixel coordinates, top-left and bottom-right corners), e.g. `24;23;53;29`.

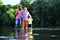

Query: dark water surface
0;28;60;40
33;29;60;40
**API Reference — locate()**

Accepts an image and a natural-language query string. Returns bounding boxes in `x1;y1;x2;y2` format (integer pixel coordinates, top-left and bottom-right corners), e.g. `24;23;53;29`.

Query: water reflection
15;27;34;40
0;28;60;40
28;27;33;40
33;28;60;40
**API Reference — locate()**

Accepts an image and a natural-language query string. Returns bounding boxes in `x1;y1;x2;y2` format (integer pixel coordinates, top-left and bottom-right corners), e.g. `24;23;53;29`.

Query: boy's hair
19;5;22;7
18;5;22;10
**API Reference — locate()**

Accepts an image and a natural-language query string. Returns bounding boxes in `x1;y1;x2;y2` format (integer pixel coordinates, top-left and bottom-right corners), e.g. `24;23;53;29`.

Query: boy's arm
32;17;33;21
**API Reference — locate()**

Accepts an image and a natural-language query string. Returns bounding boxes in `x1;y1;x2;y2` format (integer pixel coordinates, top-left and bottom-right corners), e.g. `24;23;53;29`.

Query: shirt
28;18;33;24
15;10;22;19
22;11;30;20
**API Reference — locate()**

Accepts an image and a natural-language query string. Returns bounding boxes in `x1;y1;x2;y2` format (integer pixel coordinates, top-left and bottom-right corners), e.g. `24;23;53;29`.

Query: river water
0;28;60;40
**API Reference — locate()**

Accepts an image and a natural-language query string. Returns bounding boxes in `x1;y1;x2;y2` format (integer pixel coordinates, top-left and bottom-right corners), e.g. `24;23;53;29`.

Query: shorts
15;19;22;24
28;24;32;28
22;20;28;27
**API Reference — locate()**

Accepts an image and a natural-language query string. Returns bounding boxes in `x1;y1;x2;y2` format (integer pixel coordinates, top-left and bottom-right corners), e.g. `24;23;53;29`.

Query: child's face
19;6;22;10
24;7;27;11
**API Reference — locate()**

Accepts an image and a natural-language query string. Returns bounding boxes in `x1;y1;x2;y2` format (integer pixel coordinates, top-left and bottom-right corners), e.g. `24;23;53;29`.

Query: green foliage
32;0;60;28
0;0;2;5
21;0;32;4
0;5;15;36
6;8;15;19
20;0;32;7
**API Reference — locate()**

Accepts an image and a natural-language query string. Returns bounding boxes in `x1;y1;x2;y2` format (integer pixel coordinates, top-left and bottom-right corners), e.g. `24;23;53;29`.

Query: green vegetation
0;0;2;5
32;0;60;28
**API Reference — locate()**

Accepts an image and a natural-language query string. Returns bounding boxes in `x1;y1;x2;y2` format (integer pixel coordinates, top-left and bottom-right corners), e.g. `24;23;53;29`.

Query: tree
20;0;32;7
32;0;60;28
0;5;15;36
0;0;2;5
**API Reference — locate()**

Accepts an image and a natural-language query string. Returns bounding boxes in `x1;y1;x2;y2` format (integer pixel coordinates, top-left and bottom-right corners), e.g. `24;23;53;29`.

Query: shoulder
27;11;30;14
16;10;19;12
22;10;24;12
27;11;29;13
21;10;23;12
15;10;18;13
22;10;24;11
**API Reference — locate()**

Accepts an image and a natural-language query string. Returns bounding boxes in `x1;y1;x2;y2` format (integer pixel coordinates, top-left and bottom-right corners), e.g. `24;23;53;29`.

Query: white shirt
22;11;30;20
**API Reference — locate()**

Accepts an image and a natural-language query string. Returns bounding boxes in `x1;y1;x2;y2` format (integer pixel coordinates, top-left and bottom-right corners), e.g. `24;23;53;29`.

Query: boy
28;16;33;34
28;16;33;39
